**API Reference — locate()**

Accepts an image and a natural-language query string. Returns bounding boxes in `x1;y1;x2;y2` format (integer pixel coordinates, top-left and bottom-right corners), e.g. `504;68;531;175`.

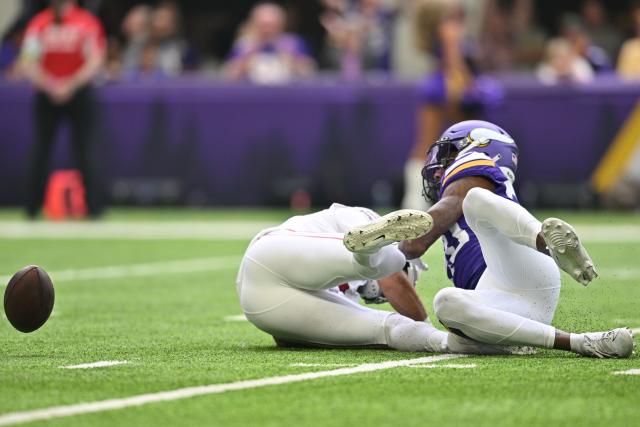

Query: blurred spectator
223;3;315;84
402;0;502;210
115;2;187;80
148;1;186;75
562;14;613;74
119;4;152;75
617;3;640;79
0;1;21;34
509;0;546;70
581;0;622;61
536;38;594;85
479;0;546;71
0;21;25;79
20;0;106;218
478;0;511;71
391;0;432;79
320;0;394;79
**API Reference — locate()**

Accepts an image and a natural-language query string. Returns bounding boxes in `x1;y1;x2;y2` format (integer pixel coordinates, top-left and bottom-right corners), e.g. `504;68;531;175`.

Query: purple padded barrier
0;77;639;206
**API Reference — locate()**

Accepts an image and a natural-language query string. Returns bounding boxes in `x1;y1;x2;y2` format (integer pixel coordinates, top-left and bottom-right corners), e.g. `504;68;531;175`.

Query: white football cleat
577;328;634;359
541;218;598;286
343;209;433;254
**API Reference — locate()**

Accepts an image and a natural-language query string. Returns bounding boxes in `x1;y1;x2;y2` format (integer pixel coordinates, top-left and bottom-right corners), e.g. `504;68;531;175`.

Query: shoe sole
541;218;598;286
343;209;433;253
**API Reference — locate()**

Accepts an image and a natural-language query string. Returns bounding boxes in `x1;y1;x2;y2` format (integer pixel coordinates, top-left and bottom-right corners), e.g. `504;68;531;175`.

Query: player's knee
433;287;472;323
462;187;492;218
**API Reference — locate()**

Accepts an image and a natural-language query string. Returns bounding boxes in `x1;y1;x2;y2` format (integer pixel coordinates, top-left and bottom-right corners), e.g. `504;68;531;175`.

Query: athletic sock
569;333;586;353
385;314;447;352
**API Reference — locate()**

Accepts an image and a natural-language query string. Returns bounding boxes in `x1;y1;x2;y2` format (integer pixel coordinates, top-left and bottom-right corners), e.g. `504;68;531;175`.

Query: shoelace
584;330;617;357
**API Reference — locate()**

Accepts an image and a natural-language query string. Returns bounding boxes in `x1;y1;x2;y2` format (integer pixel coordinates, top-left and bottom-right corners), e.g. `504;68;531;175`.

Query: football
3;265;55;333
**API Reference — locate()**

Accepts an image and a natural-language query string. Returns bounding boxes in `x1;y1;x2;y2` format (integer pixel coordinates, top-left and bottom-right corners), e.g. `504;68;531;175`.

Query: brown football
3;265;55;333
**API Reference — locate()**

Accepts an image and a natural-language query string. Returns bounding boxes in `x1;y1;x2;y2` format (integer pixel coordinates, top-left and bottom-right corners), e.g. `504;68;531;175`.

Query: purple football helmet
422;120;519;202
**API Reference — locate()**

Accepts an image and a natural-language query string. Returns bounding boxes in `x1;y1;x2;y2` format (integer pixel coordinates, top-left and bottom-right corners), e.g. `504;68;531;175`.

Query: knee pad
462;187;492;218
433;287;471;323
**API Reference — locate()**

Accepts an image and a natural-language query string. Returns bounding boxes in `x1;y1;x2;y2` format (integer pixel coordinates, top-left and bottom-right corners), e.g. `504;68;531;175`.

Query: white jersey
279;203;380;234
239;204;382;300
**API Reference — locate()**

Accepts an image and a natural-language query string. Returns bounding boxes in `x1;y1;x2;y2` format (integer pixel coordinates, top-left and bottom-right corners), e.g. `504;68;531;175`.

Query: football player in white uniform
237;203;501;352
344;120;634;358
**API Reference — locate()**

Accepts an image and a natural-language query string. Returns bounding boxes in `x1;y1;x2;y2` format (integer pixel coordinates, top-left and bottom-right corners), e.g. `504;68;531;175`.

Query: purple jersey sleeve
439;153;508;198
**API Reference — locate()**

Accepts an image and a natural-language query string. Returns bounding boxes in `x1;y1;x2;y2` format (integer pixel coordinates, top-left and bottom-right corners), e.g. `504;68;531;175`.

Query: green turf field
0;209;639;427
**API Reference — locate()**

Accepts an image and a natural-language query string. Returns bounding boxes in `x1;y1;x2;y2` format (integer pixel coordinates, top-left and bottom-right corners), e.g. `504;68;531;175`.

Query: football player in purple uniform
344;120;634;358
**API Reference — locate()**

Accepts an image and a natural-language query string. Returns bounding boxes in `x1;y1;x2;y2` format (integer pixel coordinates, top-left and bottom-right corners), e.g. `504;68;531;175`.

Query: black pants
26;86;102;217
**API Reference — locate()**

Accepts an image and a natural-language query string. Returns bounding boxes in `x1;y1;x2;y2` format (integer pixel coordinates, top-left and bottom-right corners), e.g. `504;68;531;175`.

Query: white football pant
236;205;446;350
433;188;561;349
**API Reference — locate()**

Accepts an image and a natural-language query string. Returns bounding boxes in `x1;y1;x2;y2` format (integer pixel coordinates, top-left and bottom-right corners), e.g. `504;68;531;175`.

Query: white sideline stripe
0;354;463;426
631;327;640;335
598;269;640;279
223;315;248;322
574;225;640;243
0;256;240;285
60;361;129;370
289;363;356;368
0;221;275;241
612;319;639;325
612;369;640;376
409;363;477;369
0;221;640;242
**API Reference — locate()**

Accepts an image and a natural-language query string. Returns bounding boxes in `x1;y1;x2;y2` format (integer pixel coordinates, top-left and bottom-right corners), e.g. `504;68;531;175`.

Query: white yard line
289;363;356;368
409;363;477;369
631;327;640;335
0;221;639;242
573;225;640;243
0;354;464;426
597;269;640;279
0;256;240;286
0;221;274;241
60;361;129;370
612;369;640;376
612;319;640;325
223;315;248;322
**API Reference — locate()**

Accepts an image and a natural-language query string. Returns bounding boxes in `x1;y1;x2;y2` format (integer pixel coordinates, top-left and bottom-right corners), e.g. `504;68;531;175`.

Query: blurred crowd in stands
2;0;640;85
6;0;640;215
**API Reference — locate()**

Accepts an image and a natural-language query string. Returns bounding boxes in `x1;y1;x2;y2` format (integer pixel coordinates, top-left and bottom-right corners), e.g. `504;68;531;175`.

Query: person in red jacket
21;0;106;218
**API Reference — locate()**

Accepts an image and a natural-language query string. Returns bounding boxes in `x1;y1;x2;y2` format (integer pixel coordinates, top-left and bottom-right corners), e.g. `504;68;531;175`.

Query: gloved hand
357;259;429;304
404;258;429;287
